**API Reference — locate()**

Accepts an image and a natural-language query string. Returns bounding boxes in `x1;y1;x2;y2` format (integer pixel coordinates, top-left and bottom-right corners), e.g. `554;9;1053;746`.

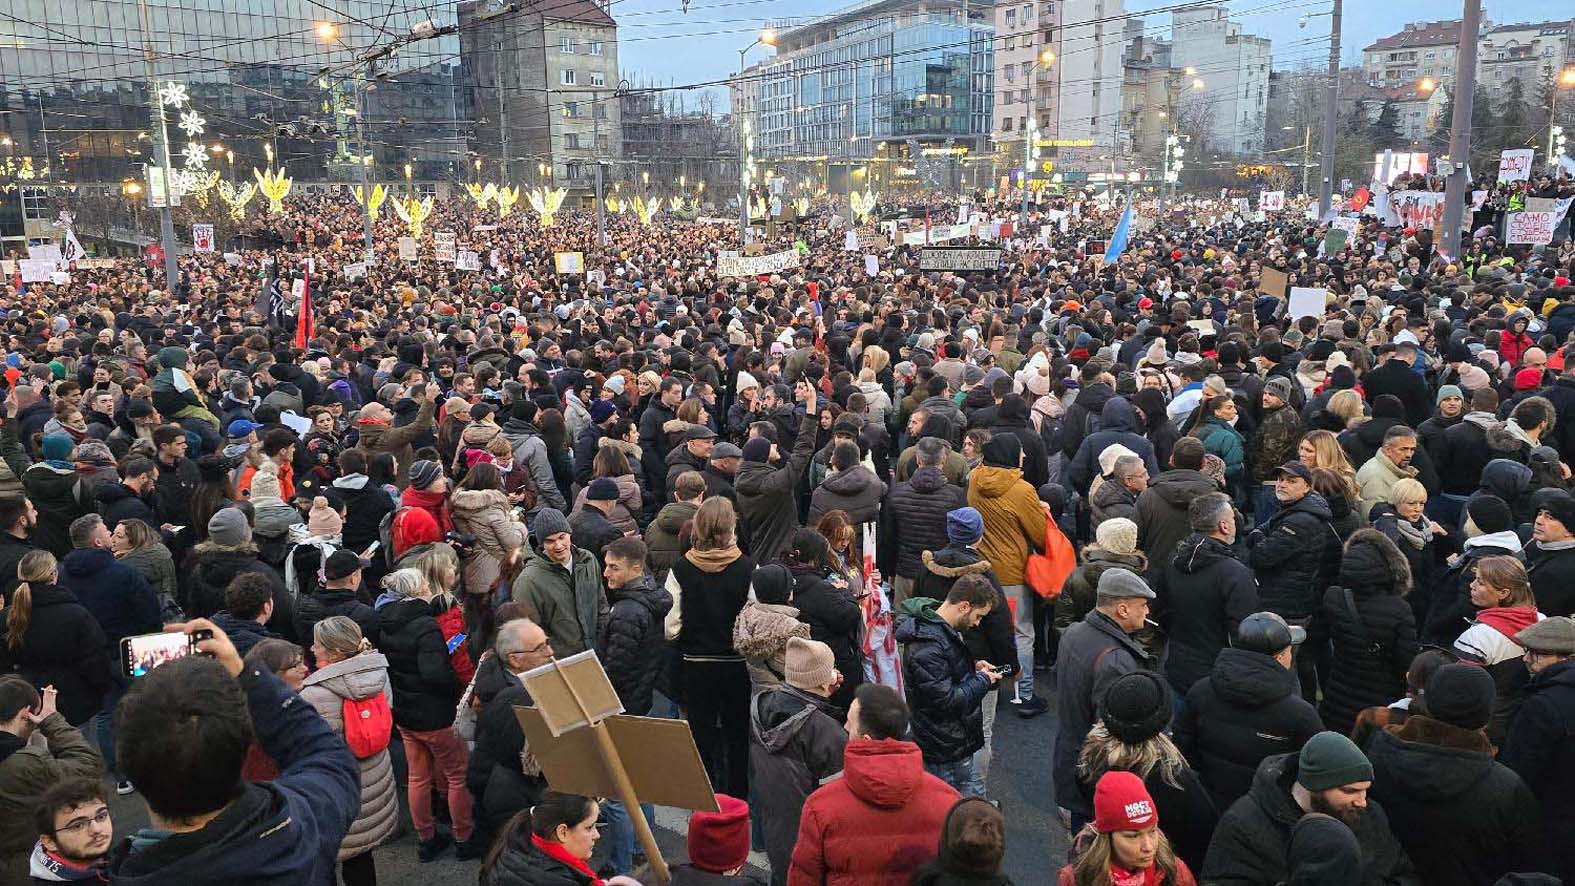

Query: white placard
397;237;418;262
1288;287;1327;320
1498;149;1535;183
18;259;54;282
49;271;70;285
864;255;879;277
844;230;859;251
223;252;242;266
1260;191;1285;211
344;262;367;281
456;250;480;271
1506;211;1554;246
192;224;215;253
716;248;800;278
1391;191;1447;232
1330;217;1359;238
434;231;456;262
290;278;306;302
28;244;62;265
554;252;585;274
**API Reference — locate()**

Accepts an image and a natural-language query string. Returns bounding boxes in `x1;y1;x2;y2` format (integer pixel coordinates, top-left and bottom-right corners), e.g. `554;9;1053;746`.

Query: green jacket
511;546;608;656
0;713;104;881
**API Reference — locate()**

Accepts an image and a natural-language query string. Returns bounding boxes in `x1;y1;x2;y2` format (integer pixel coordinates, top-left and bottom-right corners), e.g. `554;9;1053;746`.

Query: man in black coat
151;424;200;531
1159;493;1260;696
1058;363;1114;461
573;399;621;487
572;478;630;569
637;377;683;501
1365;663;1542;886
1247;461;1339;700
1434;388;1500;505
1063;396;1161;498
883;438;966;606
598;538;671;717
293;550;378;665
893;573;1002;796
208;572;280;658
1361;343;1431;428
1176;612;1323;811
1501;617;1575;883
467;619;551;843
986;394;1049;492
97;456;158;530
1203;732;1419;886
735;381;818;562
0;495;36;601
1526;491;1575;618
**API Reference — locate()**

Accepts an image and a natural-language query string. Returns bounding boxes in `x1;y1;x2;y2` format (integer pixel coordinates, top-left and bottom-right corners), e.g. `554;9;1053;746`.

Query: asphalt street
102;687;1068;883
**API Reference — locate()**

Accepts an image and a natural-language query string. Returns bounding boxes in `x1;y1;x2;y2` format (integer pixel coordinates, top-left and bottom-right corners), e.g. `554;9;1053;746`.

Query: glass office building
0;0;463;186
745;0;993;164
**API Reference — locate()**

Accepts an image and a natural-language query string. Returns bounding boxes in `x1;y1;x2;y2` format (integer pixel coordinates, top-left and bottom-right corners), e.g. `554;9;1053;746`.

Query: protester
1318;530;1420;735
0;681;103;883
671;795;761;886
1058;771;1197;886
1158;493;1259;699
511;508;606;658
0;550;109;728
29;777;114;885
1452;555;1542;743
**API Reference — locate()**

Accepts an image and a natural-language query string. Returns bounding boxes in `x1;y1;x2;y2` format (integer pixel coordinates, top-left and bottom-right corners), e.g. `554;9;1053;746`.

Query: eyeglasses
508;639;552;659
56;807;110;836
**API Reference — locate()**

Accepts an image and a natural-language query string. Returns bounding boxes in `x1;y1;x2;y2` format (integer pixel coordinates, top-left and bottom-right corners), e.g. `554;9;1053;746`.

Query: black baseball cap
1274;461;1313;483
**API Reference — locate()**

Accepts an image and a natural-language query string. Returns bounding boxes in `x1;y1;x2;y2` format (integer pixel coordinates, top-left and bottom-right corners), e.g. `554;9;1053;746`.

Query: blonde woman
1325;389;1367;431
1297;430;1358;501
301;616;398;885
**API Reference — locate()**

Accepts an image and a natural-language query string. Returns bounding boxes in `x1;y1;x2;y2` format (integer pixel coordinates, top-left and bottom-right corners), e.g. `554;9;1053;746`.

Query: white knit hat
1098;443;1139;478
1096;517;1139;556
735;371;760;392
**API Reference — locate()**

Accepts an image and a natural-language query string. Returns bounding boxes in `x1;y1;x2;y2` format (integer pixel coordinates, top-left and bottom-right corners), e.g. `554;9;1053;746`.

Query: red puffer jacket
788;738;959;886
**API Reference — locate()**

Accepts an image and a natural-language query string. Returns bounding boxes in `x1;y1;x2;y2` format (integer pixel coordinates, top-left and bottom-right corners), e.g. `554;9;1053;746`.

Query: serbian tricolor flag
293;261;313;349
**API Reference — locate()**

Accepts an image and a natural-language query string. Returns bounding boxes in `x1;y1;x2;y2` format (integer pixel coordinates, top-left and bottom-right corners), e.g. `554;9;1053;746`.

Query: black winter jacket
467;657;545;835
179;543;294;641
1134;469;1218;582
292;587;379;662
748;685;847;885
375;594;461;731
673;554;755;659
895;597;991;764
1366;715;1543;886
1175;647;1323;812
913;545;1016;681
986;411;1049;492
1247;492;1339;623
1063;397;1161;497
333;476;396;557
790;566;864;707
567;507;622;566
57;548;160;671
1501;659;1575;882
1525;539;1575;617
1052;609;1151;818
1362;359;1432;428
1059;383;1115;460
885;466;966;579
1435;413;1497;496
808;464;886;527
21;465;95;559
482;835;595;886
1202;753;1419;886
735;420;817;562
1318;530;1420;736
0;584;111;725
1158;534;1260;693
97;482;156;530
599;575;672;716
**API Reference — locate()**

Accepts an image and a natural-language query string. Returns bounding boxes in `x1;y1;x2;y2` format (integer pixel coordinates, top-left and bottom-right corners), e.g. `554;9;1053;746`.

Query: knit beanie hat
1201;453;1228;488
207;508;250;548
408;459;442;491
734;370;760;393
589;399;618;423
250;464;283;503
1095;518;1138;556
531;507;571;541
1466;494;1514;535
1097;443;1138;478
1296;732;1373;792
1423;663;1496;731
586;477;620;501
156;345;188;369
934;798;1006;878
1288;813;1362;886
1436;384;1464;406
1099;671;1172;743
946;506;984;545
1092;771;1158;834
981;434;1021;468
1264;375;1295;403
41;433;73;463
750;563;794;605
686;794;750;874
741;437;773;462
75;440;115;466
307;497;343;537
784;637;836;691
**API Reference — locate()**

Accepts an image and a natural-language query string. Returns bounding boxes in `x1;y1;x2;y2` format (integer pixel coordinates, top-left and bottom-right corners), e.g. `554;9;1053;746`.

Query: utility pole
135;0;181;295
497;33;510;181
354;66;375;264
1440;0;1482;259
1301;124;1312;195
593;88;605;249
1316;0;1342;220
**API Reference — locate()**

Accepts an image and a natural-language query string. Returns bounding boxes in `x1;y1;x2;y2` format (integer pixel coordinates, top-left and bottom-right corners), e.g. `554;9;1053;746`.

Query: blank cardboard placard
1260;268;1288;297
515;707;720;812
521;651;624;736
1288;287;1327;321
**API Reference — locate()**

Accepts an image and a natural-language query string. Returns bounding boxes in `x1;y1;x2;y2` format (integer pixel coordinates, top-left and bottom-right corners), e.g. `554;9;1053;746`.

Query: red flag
293;261;312;349
1351;186;1371;212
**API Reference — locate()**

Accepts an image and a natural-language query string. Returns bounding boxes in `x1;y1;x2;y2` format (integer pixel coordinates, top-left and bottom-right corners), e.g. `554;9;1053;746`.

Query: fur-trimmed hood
1338;527;1412;596
598;436;643;461
921;548;993;578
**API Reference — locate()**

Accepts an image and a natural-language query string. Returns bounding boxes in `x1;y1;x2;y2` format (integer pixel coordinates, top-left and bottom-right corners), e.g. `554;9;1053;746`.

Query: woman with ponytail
299;616;397;886
481;791;642;886
0;550;110;727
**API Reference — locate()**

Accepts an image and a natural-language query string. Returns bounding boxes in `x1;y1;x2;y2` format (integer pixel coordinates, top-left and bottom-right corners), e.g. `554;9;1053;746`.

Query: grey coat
1052;609;1152;818
808;464;887;526
299;651;398;861
119;543;179;616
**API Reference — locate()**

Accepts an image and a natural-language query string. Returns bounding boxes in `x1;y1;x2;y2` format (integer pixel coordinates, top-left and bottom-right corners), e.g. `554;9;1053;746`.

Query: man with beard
0;496;37;600
1203;731;1418;885
30;778;113;884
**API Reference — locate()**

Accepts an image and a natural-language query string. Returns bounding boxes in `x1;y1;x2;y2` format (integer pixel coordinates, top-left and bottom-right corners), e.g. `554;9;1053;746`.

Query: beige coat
450;488;528;596
299;651;399;860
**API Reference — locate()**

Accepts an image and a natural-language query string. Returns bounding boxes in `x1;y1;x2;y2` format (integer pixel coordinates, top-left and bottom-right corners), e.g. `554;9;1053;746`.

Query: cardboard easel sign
1260;268;1289;298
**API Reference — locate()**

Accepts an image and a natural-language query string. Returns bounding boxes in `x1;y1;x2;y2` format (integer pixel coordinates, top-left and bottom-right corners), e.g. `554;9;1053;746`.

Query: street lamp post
1550;67;1575;167
736;29;775;246
1019;50;1054;235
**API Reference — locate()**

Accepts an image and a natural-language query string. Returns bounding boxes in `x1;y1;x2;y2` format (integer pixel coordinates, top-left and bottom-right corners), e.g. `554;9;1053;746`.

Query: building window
565;133;580;149
1005;8;1015;26
561;69;576;85
597;135;609;152
590;71;605;86
1005;36;1015;50
563;101;579;118
561;36;576;53
1002;117;1013;130
590;41;603;55
1021;4;1031;20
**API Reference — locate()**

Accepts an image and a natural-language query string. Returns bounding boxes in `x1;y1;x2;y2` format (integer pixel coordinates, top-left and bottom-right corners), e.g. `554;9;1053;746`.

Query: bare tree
1175;93;1220;158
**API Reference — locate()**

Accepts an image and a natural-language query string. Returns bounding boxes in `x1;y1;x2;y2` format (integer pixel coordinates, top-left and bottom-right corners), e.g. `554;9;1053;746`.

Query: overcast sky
613;0;1565;111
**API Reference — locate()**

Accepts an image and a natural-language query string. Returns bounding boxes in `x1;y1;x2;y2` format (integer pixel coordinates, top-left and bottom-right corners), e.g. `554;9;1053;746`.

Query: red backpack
341;693;393;759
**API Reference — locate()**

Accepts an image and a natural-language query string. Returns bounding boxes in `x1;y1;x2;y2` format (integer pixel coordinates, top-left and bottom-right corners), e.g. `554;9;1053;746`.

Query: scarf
1393;515;1433;550
1504;419;1538;448
1536;537;1575;552
530;834;603;886
1108;862;1167;886
1475;605;1541;641
685;544;742;573
400;486;453;533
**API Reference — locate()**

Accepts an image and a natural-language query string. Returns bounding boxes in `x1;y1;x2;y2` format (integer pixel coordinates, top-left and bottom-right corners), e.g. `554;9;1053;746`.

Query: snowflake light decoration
158;82;188;108
178;110;206;138
181;142;209;169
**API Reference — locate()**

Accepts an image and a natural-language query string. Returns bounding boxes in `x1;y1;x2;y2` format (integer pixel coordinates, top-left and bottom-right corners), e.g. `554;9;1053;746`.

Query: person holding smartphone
0;681;104;883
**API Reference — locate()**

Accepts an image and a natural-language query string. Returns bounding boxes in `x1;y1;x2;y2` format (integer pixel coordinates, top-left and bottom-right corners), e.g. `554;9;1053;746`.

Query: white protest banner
434;231;456;262
554;252;585;274
192;224;215;253
397;237;418;262
1391;191;1447;232
717;248;800;278
843;230;859;251
1506;211;1554;246
1560;154;1575;181
1260;191;1285;212
1472;190;1488;211
18;259;54;282
918;247;1003;272
222;252;242;266
456;250;481;271
1330;217;1359;238
344;262;367;281
49;271;70;285
695;216;734;225
864;255;879;277
1288;287;1327;321
1552;196;1575;227
1498;149;1535;183
28;244;62;265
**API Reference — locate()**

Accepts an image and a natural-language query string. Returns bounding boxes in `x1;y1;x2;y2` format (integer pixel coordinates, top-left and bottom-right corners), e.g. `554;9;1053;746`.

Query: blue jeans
89;681;128;778
601;799;656;874
925;755;984;797
1004;584;1035;698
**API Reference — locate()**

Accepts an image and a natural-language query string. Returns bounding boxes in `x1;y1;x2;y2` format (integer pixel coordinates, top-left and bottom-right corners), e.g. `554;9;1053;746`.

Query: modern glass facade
748;1;992;162
0;0;463;185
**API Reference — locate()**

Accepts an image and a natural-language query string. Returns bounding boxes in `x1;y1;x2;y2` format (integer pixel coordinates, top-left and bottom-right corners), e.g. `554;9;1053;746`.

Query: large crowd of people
0;168;1571;886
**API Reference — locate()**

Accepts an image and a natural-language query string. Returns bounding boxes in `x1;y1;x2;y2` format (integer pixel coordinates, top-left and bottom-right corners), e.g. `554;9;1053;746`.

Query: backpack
341;692;393;759
378;506;412;569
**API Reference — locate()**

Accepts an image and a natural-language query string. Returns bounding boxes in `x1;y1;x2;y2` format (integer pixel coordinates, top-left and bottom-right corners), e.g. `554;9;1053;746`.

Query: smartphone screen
122;631;195;678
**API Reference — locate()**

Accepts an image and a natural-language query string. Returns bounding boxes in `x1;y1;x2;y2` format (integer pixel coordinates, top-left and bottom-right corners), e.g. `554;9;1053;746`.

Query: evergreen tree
1499;78;1532;148
1367;100;1403;148
1428;88;1455;154
1470;84;1497;172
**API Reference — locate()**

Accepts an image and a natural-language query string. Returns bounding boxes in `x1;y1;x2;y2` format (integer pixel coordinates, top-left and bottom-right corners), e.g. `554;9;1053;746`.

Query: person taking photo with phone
0;681;103;883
